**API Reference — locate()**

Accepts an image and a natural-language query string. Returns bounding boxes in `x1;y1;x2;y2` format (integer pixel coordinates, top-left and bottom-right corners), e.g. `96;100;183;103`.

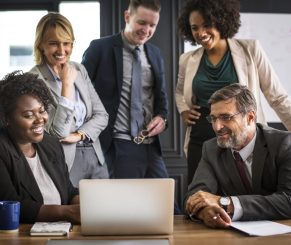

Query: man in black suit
82;0;169;179
185;83;291;228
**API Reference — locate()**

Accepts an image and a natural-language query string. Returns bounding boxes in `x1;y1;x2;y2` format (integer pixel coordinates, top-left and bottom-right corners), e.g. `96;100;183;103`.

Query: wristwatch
160;115;168;128
76;130;86;141
163;118;168;126
219;197;231;212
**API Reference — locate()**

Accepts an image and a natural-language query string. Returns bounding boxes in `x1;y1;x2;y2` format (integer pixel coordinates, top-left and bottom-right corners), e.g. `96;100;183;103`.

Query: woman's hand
37;204;80;224
181;105;201;125
60;132;82;144
62;204;80;224
57;63;77;100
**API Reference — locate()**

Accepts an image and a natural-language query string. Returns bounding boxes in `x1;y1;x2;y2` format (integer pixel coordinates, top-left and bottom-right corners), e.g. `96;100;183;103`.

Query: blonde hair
34;12;75;65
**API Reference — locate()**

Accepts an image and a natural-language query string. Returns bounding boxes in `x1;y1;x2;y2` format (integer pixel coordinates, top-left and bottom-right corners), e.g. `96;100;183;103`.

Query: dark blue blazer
82;33;168;153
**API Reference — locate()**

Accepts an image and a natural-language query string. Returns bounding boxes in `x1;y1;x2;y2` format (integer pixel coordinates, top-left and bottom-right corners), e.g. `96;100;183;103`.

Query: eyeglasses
206;111;242;123
133;129;149;144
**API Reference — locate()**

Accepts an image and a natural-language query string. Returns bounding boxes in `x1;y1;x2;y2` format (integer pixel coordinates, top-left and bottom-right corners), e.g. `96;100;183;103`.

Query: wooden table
0;216;291;245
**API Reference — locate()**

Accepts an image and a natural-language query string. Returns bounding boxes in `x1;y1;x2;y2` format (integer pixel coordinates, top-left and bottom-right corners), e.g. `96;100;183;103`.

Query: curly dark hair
177;0;241;46
0;71;54;128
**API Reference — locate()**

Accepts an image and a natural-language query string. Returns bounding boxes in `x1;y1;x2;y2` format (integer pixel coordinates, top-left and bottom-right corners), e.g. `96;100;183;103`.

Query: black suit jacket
0;130;78;223
185;123;291;220
82;33;168;153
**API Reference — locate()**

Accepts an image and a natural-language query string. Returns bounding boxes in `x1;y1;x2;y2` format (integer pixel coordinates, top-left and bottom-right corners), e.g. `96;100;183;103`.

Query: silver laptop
79;178;174;235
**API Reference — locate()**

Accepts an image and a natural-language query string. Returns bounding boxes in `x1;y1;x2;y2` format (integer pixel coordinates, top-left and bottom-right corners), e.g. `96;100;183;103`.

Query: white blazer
175;39;291;155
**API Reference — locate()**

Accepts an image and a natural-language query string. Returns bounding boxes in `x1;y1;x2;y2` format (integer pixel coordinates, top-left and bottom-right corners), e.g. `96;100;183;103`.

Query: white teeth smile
54;55;65;59
200;36;210;43
32;127;43;134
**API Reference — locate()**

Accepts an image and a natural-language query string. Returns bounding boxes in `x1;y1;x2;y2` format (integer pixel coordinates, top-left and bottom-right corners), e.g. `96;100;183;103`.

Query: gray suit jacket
185;123;291;221
30;62;108;170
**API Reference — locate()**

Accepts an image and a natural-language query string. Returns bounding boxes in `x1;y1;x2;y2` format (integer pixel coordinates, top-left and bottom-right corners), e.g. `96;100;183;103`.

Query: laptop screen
79;179;174;235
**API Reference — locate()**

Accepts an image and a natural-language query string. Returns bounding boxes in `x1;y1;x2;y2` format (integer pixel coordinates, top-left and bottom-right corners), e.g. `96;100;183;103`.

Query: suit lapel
145;44;155;70
38;63;81;122
228;39;248;86
222;148;249;194
3;132;43;202
73;66;91;119
18;153;43;202
252;127;268;193
184;49;204;107
37;64;60;101
113;34;124;95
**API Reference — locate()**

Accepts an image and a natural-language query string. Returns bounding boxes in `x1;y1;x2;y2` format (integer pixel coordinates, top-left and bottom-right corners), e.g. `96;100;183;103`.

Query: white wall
236;13;291;123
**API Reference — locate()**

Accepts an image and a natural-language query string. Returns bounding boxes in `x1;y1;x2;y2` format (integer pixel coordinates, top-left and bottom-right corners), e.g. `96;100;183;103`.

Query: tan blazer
175;39;291;155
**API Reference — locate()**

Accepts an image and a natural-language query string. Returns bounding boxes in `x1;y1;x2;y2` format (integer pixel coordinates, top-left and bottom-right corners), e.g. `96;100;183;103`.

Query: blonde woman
30;13;109;187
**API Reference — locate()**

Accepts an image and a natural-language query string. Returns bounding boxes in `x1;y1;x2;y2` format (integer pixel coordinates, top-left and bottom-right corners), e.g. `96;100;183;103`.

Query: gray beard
217;124;249;149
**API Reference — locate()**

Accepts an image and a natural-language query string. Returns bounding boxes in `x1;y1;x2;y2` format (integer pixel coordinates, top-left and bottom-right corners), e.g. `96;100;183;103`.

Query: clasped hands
186;191;232;228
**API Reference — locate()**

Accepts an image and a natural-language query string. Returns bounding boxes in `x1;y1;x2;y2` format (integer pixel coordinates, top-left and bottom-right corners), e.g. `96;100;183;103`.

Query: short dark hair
0;71;54;128
128;0;161;13
177;0;241;46
208;83;257;115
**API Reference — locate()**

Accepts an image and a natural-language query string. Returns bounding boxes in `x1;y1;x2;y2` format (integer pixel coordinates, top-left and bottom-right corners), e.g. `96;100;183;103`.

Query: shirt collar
121;31;144;53
232;132;257;162
45;63;60;81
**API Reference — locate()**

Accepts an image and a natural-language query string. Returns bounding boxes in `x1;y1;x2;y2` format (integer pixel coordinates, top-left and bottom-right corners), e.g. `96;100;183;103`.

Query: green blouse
192;49;238;107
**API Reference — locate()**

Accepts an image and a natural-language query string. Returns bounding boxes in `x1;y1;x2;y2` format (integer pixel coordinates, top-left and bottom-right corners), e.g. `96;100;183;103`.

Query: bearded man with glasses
184;83;291;228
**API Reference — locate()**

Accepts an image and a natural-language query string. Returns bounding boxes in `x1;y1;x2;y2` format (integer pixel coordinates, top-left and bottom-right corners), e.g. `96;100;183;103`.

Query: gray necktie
130;47;144;137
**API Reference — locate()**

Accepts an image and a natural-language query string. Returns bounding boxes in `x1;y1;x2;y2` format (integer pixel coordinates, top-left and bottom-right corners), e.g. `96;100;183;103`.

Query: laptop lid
79;178;174;235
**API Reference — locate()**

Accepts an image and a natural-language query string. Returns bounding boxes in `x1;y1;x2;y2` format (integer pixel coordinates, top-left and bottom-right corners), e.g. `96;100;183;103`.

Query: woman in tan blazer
175;0;291;184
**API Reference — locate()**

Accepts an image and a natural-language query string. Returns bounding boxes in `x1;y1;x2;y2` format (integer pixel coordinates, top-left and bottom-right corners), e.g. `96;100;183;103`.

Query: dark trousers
106;138;169;178
187;107;216;185
105;138;181;214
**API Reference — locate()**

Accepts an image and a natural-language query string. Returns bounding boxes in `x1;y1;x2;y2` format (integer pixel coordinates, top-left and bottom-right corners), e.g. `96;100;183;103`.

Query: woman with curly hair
175;0;291;184
0;71;80;223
